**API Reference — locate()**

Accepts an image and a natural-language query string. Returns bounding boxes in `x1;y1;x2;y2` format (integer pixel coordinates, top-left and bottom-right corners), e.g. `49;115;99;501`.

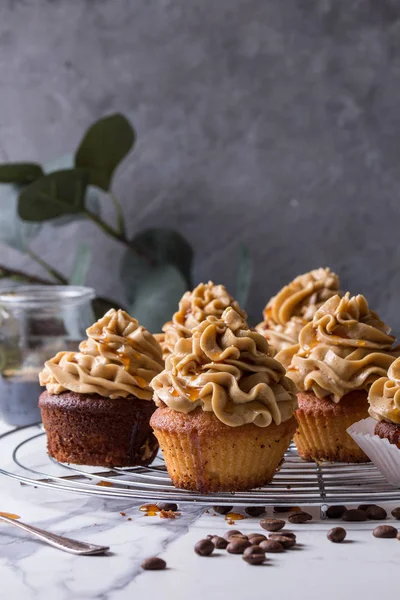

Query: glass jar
0;285;95;427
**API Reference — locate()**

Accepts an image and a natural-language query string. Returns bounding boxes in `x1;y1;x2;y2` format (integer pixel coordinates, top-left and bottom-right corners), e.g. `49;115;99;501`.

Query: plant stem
27;250;68;284
110;192;126;238
0;265;52;285
84;209;153;264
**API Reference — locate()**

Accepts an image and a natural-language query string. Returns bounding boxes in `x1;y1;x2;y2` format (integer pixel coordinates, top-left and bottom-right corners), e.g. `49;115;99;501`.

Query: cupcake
157;281;247;359
278;293;396;462
256;267;341;354
150;307;298;493
39;309;164;467
369;358;400;448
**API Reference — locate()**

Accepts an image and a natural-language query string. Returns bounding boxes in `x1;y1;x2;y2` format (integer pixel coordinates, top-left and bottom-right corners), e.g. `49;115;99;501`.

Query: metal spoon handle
0;515;109;555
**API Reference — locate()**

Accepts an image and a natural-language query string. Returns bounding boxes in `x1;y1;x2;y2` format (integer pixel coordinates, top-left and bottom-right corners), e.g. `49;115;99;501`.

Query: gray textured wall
1;0;400;330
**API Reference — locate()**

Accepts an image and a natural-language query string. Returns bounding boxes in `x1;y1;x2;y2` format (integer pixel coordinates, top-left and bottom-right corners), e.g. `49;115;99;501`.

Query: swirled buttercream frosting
369;358;400;425
39;309;164;400
151;307;297;427
278;293;396;403
160;281;247;357
256;268;341;352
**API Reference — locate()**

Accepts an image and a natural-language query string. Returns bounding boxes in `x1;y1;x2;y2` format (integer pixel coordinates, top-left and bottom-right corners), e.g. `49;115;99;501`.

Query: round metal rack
1;423;400;506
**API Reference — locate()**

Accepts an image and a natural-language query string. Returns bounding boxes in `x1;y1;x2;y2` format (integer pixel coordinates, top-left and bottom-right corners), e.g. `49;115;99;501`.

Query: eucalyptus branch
84;208;153;264
27;249;67;285
0;265;52;285
110;192;126;238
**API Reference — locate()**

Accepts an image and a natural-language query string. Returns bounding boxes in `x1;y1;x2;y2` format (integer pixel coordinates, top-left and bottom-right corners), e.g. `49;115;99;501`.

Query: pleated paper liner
347;418;400;486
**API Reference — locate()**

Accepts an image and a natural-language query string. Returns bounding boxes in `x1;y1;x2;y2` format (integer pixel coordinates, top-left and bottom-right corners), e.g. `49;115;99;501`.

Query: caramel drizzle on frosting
151;307;297;428
277;293;396;403
160;281;247;358
39;309;164;400
369;357;400;425
256;267;341;353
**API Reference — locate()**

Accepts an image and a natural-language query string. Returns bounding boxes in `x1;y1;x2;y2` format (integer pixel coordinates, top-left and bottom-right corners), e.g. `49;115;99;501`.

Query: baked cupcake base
374;420;400;449
39;391;158;467
294;390;370;462
150;406;297;493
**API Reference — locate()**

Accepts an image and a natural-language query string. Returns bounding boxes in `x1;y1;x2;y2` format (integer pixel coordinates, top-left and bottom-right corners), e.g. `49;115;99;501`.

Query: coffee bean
274;506;293;513
245;506;266;517
248;534;267;545
229;534;249;542
223;529;243;540
327;527;347;543
141;557;167;570
273;531;296;540
342;509;367;522
397;532;400;541
194;539;215;556
157;503;178;512
259;539;284;553
366;505;387;520
391;507;400;520
206;534;215;540
373;525;398;539
326;505;347;519
268;534;296;549
212;505;233;515
243;545;265;557
242;553;265;565
226;539;251;554
288;511;312;524
211;536;228;549
260;518;285;532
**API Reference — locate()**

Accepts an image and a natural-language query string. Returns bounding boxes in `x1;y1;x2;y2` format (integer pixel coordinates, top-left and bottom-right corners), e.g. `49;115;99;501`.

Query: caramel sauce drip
225;512;245;521
0;512;20;520
96;481;113;487
140;504;160;517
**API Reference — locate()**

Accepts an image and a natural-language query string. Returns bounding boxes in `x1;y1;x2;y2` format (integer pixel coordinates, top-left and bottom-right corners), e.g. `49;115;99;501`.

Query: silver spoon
0;514;109;555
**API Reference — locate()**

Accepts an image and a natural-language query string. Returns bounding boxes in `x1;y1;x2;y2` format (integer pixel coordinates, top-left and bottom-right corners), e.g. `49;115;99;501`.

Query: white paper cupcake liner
347;418;400;486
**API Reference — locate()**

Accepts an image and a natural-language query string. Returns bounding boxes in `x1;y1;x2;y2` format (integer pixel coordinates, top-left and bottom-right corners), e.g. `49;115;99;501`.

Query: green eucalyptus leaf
129;264;187;332
236;243;253;307
132;228;193;287
75;113;135;191
0;163;44;184
18;169;89;222
0;184;42;251
69;243;92;286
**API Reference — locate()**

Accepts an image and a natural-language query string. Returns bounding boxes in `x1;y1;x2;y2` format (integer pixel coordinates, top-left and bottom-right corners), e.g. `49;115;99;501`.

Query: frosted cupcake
369;358;400;448
157;281;247;358
39;309;164;467
278;293;396;462
151;308;297;492
256;267;340;354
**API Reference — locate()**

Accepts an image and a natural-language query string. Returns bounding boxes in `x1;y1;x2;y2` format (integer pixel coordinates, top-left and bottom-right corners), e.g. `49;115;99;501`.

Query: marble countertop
1;423;399;600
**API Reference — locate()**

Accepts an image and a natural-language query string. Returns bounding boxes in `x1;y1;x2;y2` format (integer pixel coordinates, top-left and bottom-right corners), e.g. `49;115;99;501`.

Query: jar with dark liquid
0;286;95;426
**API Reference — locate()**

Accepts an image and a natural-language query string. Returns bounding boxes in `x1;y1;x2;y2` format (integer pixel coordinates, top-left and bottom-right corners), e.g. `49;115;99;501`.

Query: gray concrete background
1;0;400;330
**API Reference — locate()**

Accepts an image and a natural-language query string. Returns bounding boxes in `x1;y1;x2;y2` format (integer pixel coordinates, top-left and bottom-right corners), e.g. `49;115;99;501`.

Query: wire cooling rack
1;423;400;506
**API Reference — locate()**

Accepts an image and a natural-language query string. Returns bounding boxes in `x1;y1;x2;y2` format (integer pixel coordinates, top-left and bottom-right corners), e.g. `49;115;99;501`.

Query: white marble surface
1;423;400;600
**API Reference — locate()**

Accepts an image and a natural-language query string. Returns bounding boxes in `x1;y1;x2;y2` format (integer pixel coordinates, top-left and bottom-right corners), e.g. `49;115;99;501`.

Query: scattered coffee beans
342;509;367;522
274;506;293;513
326;505;347;519
245;506;266;517
243;545;265;557
141;557;167;570
157;503;178;512
223;529;243;541
259;539;284;553
288;511;312;524
260;518;285;531
195;539;215;556
248;534;267;545
227;538;251;554
327;527;347;543
358;504;376;512
242;553;265;565
373;525;398;539
366;505;387;520
213;505;233;515
391;507;400;520
211;536;228;549
268;534;296;549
